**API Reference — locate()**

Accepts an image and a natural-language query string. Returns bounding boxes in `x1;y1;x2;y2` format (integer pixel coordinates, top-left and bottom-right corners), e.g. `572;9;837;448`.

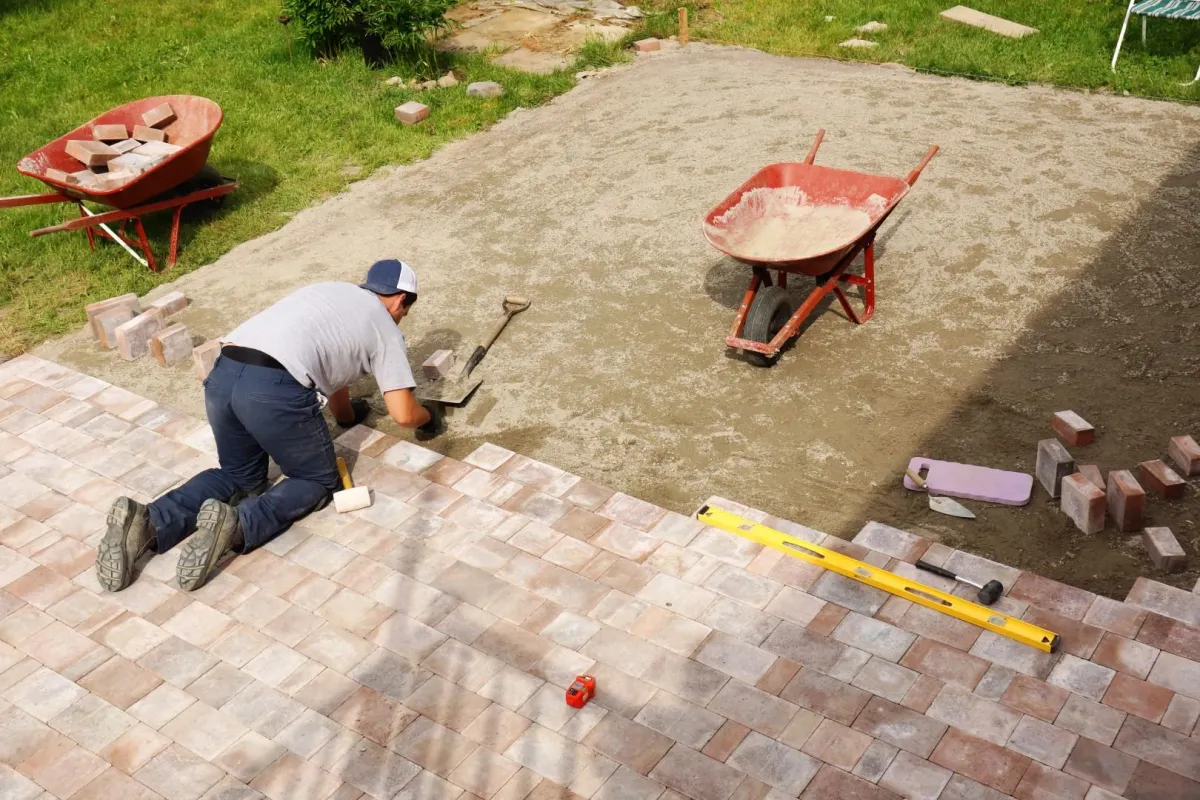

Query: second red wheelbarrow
705;130;938;366
1;95;237;272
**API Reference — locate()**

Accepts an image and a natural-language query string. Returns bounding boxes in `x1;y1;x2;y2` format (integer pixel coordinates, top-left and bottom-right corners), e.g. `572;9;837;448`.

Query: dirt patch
38;47;1200;597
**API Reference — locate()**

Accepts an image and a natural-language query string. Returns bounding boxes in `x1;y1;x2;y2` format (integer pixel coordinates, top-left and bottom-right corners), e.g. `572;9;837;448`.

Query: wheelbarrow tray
16;95;224;210
703;162;911;277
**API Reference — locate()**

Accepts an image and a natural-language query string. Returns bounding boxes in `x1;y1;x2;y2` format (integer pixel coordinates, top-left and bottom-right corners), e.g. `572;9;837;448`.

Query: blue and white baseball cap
361;259;419;297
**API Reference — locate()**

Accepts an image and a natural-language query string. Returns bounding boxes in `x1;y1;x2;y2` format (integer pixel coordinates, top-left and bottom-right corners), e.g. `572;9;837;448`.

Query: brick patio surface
1;354;1198;799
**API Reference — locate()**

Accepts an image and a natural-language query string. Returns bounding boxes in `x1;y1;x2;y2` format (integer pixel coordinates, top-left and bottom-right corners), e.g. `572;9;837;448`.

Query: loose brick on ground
1168;434;1200;476
1139;459;1185;500
1106;469;1146;533
1052;410;1094;447
1035;439;1074;498
1143;527;1187;573
1060;473;1105;534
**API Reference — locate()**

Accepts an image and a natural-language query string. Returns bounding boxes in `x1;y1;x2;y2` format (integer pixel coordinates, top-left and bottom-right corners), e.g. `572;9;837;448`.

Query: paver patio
1;353;1198;799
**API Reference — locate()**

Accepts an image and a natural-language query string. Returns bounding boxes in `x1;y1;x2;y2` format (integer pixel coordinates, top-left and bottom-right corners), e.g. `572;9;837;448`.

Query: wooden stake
678;7;689;47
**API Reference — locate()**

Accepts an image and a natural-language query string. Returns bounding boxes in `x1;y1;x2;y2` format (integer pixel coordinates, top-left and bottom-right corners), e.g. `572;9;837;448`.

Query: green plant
282;0;457;69
574;36;629;70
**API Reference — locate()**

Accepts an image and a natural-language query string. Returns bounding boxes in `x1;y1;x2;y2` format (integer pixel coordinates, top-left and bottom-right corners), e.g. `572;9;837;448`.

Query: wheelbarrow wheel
742;286;794;367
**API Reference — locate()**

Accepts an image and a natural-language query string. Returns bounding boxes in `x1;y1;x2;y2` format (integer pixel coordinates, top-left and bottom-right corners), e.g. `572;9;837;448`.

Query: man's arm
383;388;433;428
327;387;356;426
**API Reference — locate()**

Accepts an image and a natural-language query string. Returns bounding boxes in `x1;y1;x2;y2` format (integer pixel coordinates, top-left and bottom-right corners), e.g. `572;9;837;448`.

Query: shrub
282;0;457;69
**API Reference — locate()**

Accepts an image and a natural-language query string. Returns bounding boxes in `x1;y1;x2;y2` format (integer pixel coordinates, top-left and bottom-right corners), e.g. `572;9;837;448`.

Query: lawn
3;0;1197;357
0;0;577;357
645;0;1200;97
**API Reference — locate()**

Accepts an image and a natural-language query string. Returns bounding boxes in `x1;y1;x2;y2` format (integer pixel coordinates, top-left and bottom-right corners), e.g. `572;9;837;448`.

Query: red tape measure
565;674;596;708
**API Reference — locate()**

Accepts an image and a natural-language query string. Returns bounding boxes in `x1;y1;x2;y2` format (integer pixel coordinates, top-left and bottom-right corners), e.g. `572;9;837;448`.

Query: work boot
177;498;241;591
96;497;154;592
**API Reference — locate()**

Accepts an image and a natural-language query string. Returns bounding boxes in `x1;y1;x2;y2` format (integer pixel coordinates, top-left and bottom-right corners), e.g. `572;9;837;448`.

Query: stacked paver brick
2;353;1200;799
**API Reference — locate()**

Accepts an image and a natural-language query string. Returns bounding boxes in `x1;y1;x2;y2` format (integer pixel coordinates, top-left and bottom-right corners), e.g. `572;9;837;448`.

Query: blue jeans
148;355;340;552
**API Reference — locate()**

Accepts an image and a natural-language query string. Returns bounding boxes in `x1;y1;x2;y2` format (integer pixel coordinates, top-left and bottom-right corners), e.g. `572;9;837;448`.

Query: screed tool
696;504;1059;652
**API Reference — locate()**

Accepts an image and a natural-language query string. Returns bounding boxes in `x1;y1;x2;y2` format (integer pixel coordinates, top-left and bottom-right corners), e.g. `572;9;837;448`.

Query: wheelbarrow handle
0;192;69;210
904;145;940;186
803;128;826;166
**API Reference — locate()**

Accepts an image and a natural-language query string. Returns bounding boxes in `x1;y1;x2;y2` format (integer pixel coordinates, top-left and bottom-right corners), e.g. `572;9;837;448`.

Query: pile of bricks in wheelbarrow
44;102;182;191
1035;410;1199;572
83;290;223;381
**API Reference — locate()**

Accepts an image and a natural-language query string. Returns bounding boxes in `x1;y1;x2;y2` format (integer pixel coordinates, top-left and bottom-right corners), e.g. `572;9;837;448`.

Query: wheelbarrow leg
729;269;767;341
77;203;97;253
168;203;187;270
834;238;876;324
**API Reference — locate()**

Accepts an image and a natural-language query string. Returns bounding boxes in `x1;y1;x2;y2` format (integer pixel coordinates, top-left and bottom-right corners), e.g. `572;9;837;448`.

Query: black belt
221;345;286;371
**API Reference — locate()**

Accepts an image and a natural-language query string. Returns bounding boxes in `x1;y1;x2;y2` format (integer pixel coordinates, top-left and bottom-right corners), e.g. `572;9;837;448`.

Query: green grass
647;0;1200;96
0;0;575;356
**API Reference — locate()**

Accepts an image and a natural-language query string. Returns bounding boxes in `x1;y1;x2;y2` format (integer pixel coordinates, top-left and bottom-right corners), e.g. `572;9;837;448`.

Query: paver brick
694;631;776;685
1022;605;1104;660
1005;713;1077;769
928;725;1031;793
100;722;170;774
781;667;870;726
1001;674;1070;722
1063;736;1138;794
1061;472;1105;534
1136;612;1200;662
135;743;225;800
1054;692;1126;745
1126;577;1200;627
502;722;590;786
249;751;341;800
809;571;889;616
851;695;947;758
706;678;797;738
1168;434;1200;475
650;744;744;800
850;656;919;703
1143;526;1188;572
330;686;417;745
878;750;952;800
1091;631;1159;680
1123;759;1200;799
584;712;673;774
1114;712;1200;782
1047;654;1115;700
969;630;1061;679
763;622;870;682
800;717;872;771
330;738;419;800
831;612;916;662
1012;761;1088;800
900;673;943;713
1077;464;1104;491
1035;439;1074;498
927;685;1022;746
702;719;751;761
1106;470;1146;533
728;731;821;795
1140;459;1186;500
900;637;990;690
1160;691;1200;734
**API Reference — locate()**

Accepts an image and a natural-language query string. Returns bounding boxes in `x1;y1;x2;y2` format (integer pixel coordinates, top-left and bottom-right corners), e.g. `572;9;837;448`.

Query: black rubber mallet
915;560;1004;606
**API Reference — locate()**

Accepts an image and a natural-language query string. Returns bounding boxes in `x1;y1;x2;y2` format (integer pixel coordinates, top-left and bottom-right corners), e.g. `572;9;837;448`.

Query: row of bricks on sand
0;354;1199;800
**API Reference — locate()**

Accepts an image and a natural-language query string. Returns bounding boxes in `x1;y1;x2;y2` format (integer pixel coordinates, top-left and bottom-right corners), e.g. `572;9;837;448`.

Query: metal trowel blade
416;375;483;406
929;495;975;519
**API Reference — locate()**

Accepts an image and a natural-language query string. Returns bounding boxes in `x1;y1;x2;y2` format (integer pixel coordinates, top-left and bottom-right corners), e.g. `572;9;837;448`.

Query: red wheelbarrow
705;129;938;365
1;95;237;272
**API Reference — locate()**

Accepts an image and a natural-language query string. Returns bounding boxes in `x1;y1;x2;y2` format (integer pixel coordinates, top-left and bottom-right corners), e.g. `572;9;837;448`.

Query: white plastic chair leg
1112;0;1136;72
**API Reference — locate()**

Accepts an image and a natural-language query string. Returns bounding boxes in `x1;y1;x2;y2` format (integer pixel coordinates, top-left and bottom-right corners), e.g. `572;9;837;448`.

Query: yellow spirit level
697;505;1060;653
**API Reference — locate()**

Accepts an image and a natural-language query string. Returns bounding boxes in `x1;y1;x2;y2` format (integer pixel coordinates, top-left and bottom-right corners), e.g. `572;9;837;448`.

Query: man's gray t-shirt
225;282;415;397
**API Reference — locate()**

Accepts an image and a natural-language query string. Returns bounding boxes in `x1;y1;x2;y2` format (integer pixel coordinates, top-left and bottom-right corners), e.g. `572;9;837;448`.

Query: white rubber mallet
333;457;371;513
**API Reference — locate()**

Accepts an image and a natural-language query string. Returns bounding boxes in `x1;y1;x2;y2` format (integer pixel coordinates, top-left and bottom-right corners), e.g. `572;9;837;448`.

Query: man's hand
328;387;370;429
416;402;445;441
337;399;371;429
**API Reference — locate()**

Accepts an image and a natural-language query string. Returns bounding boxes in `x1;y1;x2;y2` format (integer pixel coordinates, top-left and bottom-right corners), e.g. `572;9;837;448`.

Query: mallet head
333;486;371;513
977;580;1004;606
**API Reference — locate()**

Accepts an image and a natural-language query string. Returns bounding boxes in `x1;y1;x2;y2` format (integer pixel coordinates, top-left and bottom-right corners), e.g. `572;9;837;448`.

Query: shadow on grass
849;140;1200;598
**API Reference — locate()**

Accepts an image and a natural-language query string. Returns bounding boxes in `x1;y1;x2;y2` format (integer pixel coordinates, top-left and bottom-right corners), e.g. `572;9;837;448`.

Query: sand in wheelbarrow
706;186;882;261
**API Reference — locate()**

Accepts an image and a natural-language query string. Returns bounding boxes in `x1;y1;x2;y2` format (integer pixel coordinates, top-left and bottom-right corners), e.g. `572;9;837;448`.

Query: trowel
417;295;530;406
904;468;975;519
